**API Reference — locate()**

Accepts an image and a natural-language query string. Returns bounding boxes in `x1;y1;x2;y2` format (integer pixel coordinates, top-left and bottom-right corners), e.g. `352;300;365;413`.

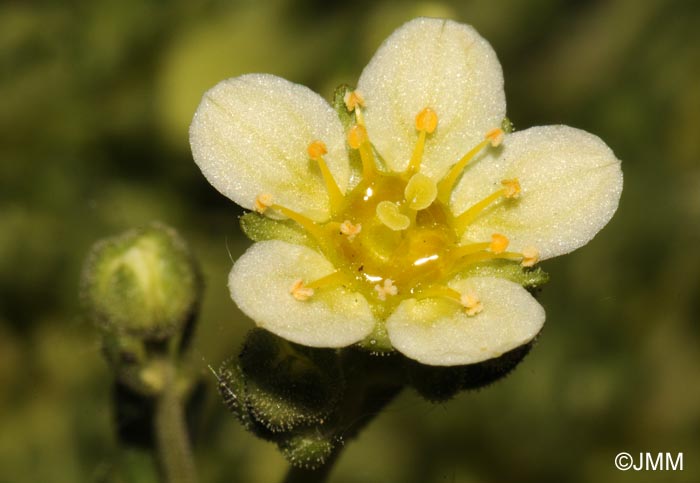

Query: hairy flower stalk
190;18;622;364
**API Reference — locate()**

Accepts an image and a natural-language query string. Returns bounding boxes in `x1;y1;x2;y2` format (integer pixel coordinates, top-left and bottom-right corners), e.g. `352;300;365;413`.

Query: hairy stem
154;362;198;483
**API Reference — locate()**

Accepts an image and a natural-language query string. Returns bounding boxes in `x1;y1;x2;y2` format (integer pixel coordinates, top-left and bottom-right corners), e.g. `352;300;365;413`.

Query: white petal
357;18;505;178
386;277;544;366
229;240;375;348
190;74;349;221
451;125;623;259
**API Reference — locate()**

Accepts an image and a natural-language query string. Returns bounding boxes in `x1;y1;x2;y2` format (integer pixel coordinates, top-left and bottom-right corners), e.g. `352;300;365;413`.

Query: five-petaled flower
190;18;623;366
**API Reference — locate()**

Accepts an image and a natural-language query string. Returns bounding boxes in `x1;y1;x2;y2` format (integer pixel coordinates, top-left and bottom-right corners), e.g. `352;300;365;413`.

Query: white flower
190;18;623;366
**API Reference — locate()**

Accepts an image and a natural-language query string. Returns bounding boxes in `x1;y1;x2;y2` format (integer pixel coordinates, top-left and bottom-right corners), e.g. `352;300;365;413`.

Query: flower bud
407;342;533;402
217;329;344;436
81;223;200;340
238;329;344;433
216;358;276;441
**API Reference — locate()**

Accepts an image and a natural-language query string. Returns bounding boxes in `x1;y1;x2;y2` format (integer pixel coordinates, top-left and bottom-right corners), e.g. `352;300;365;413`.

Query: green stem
154;362;198;483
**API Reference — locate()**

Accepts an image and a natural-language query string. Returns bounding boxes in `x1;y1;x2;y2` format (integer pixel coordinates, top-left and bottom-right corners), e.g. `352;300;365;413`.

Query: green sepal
278;429;338;470
332;84;356;130
460;260;549;290
356;321;394;355
501;116;515;133
239;212;313;247
237;329;345;433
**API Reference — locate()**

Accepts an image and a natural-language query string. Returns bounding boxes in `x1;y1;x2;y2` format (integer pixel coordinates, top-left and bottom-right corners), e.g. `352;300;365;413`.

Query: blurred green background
1;0;699;481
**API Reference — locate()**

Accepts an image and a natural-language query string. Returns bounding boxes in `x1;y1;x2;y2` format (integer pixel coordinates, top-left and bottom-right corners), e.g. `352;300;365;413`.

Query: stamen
415;107;438;133
413;285;482;316
305;270;348;290
307;140;344;213
343;90;365;112
414;285;462;302
454;178;522;234
290;279;314;301
376;201;410;231
490;233;509;254
374;279;398;301
347;124;376;180
407;108;438;174
449;241;492;260
447;236;514;266
404;173;437;210
270;203;326;243
452;250;524;272
307;140;327;160
460;290;483;316
485;127;505;147
437;128;504;203
521;247;539;267
501;178;521;198
255;193;273;213
339;220;361;241
346;125;365;149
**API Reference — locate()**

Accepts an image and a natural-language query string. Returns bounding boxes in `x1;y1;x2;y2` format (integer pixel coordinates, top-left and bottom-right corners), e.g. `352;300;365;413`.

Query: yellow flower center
257;94;537;319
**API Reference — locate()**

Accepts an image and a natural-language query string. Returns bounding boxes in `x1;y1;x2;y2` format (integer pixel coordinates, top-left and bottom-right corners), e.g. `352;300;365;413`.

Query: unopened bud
81;223;200;340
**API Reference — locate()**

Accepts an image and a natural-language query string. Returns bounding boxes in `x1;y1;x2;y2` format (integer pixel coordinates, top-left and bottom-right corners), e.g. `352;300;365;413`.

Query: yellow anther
501;178;521;198
374;279;398;301
490;233;509;254
343;90;365;112
290;279;314;301
460;290;483;316
521;247;539;267
347;125;367;149
485;127;504;147
376;201;410;231
255;193;273;213
415;107;438;134
307;140;328;160
339;220;362;241
404;173;438;210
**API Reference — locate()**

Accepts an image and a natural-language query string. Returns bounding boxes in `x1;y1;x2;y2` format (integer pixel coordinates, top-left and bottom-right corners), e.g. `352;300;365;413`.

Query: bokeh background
1;0;699;482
